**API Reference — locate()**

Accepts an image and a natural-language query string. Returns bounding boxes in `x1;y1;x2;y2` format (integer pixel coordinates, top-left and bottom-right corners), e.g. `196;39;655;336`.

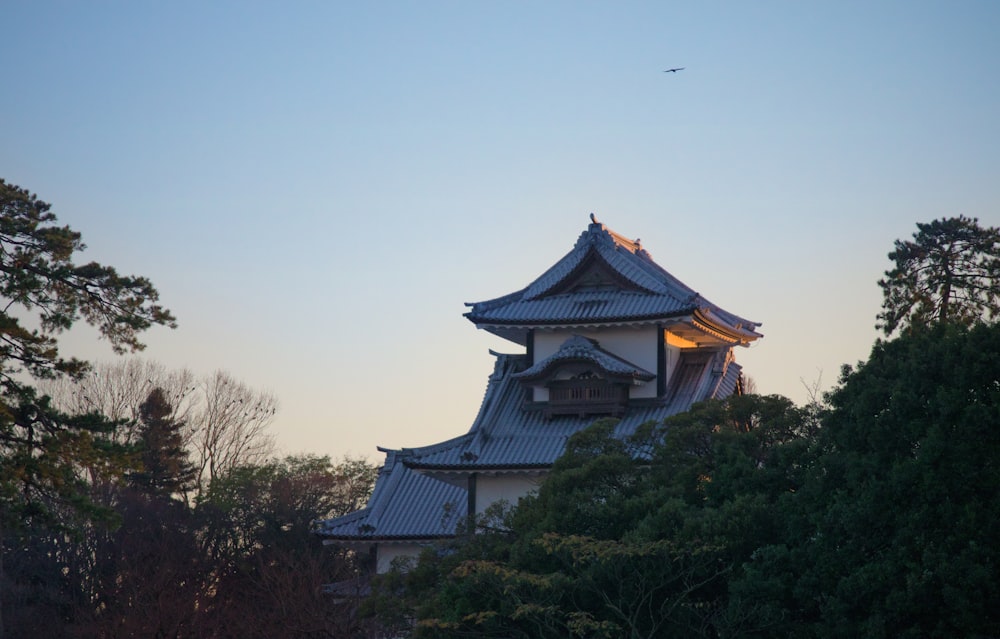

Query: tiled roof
317;348;743;541
316;449;466;541
316;219;758;544
464;221;761;337
409;350;739;470
513;334;655;383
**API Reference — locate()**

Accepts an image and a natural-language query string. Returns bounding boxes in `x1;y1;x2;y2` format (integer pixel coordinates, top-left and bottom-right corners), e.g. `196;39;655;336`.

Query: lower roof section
316;449;466;542
316;347;743;543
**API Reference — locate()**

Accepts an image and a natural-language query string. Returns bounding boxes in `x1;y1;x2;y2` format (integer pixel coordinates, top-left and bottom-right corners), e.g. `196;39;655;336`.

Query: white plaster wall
377;543;426;574
475;474;543;515
532;326;660;400
664;340;680;388
373;475;544;573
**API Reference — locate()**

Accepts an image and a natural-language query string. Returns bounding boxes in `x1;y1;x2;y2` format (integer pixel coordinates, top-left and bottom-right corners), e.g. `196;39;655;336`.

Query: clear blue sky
3;1;999;460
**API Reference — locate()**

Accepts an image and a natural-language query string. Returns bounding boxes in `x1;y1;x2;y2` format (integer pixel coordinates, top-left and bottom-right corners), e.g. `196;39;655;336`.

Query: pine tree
0;179;174;638
877;216;1000;336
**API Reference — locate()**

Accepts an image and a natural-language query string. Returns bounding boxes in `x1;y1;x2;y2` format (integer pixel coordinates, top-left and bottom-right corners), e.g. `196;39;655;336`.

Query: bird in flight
663;67;685;73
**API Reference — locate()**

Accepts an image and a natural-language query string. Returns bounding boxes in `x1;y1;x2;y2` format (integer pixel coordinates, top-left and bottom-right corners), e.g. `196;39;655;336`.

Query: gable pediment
531;250;652;299
514;335;655;386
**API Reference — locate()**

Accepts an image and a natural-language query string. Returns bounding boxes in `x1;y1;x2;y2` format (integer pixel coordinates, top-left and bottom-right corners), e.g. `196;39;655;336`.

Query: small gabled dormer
513;335;655;418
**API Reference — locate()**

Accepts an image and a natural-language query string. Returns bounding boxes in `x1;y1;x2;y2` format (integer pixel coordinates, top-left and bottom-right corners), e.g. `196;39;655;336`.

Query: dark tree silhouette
132;388;197;498
877;215;1000;336
0;178;174;639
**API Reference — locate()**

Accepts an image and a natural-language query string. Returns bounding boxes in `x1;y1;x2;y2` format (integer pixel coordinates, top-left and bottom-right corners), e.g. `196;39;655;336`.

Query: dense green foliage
378;324;1000;638
877;216;1000;336
369;396;814;638
194;455;379;638
767;323;1000;638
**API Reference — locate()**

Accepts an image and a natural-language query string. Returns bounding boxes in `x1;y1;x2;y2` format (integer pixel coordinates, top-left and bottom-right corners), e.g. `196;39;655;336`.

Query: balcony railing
545;379;628;418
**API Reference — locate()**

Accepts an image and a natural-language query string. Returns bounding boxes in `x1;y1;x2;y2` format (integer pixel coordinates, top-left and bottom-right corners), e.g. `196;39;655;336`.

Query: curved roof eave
463;221;759;337
321;534;457;543
513;334;656;383
472;310;694;328
691;308;763;344
403;462;552;472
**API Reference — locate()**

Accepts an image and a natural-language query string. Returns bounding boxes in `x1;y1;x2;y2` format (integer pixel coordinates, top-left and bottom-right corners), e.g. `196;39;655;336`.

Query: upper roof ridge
577;216;645;257
463;216;761;343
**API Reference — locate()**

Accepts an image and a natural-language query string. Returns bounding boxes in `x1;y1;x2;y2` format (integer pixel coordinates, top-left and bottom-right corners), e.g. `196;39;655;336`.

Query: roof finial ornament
590;212;599;224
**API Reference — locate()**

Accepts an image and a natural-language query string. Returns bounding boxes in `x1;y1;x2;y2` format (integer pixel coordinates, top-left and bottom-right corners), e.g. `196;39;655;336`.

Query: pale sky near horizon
3;1;999;461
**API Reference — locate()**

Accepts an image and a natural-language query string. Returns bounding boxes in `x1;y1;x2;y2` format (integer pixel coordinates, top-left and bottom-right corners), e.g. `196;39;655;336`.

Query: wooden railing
546;380;628;417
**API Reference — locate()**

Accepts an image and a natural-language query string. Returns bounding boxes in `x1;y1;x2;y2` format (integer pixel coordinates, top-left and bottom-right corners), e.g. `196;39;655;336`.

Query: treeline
0;179;380;638
5;442;377;638
40;359;282;499
3;358;379;638
372;322;1000;638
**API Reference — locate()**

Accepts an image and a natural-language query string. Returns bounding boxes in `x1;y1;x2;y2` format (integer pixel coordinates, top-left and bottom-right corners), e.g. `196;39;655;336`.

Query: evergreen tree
794;324;999;638
0;178;175;523
877;215;1000;336
132;388;195;498
196;456;378;638
0;179;174;638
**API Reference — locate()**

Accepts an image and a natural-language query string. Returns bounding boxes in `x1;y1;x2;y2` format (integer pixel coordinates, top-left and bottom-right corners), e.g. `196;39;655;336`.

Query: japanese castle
317;216;762;573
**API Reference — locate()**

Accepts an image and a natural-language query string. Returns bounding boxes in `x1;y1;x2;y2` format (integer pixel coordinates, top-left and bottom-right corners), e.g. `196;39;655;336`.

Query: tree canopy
781;322;1000;638
370;396;815;639
0;178;175;638
0;178;176;526
377;324;1000;639
0;179;175;374
877;215;1000;336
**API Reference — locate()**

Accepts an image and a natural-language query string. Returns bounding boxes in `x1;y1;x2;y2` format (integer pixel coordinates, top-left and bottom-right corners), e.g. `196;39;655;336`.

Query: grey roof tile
317;347;744;541
317;450;466;541
465;222;760;334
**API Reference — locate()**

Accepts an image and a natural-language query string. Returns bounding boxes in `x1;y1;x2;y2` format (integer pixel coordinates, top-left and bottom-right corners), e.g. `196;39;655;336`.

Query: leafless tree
40;359;197;445
191;370;277;496
41;360;277;498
